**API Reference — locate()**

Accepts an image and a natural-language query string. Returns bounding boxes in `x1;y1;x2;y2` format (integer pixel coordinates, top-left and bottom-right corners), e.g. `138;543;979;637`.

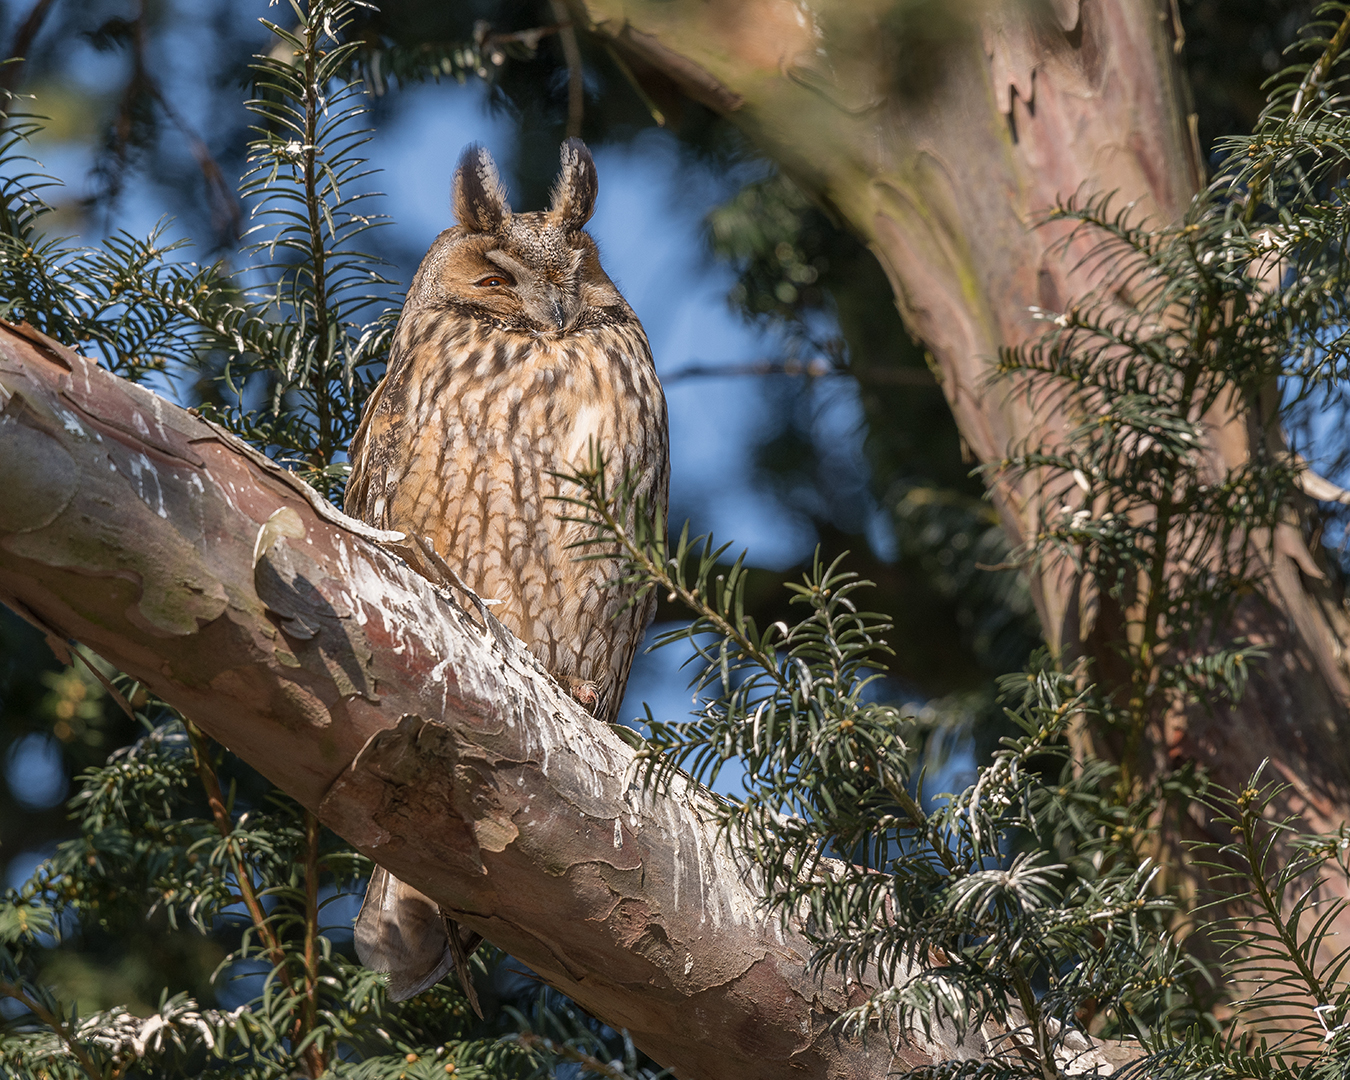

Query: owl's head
405;138;628;336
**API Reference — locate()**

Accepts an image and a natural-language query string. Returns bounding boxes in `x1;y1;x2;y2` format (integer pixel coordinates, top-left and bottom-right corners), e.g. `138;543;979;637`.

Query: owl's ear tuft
549;137;597;233
452;144;511;232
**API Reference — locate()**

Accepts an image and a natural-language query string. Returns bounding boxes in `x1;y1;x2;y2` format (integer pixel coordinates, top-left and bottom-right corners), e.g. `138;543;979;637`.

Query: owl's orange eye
476;275;510;288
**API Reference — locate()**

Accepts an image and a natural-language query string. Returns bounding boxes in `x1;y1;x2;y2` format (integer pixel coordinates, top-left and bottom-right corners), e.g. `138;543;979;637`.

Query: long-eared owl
344;139;669;1004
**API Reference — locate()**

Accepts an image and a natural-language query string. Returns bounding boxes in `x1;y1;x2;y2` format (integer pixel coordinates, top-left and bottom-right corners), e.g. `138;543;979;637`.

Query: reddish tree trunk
576;0;1350;882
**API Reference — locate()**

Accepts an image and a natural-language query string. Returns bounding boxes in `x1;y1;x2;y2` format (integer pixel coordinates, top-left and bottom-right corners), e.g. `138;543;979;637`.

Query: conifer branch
511;1030;645;1080
301;17;334;469
549;0;585;137
0;980;100;1079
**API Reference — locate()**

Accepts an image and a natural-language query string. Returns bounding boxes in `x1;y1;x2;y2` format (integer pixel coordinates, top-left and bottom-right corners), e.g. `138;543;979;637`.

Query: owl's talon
413;535;492;622
483;613;514;652
571;680;601;712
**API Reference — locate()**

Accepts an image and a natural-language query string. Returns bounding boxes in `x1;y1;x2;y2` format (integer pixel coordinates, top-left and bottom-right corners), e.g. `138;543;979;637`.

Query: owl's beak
519;280;578;333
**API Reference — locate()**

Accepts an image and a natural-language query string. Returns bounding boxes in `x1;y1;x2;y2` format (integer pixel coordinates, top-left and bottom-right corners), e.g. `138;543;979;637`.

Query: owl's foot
568;679;601;713
410;535;513;649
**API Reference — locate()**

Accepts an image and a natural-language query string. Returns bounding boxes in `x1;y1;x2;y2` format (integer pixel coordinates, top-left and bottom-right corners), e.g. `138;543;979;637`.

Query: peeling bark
574;0;1350;910
0;321;1088;1077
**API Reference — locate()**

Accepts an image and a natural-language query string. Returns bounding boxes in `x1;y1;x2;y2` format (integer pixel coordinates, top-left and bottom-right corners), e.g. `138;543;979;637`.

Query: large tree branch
0;320;1082;1077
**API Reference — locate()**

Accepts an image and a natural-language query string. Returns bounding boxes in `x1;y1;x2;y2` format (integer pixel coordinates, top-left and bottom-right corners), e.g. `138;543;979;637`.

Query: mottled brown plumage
345;139;668;1004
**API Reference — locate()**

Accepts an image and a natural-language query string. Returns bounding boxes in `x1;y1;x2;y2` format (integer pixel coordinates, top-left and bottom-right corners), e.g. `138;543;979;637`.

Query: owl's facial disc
482;248;582;333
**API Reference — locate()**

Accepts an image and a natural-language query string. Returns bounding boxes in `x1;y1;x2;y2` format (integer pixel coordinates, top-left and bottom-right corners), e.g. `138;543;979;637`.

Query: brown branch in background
663;357;937;386
0;0;237;241
192;728;324;1076
0;0;240;240
147;85;242;244
608;23;744;113
185;720;292;976
477;21;567;52
549;0;585;137
92;0;151;221
131;6;239;244
465;20;569;84
1;0;58;92
603;42;665;127
83;1;240;244
71;644;139;722
1167;0;1185;53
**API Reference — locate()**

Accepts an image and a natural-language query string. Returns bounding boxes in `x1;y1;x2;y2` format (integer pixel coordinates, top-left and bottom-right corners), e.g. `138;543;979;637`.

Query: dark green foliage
707;169;1042;699
0;108;201;384
0;616;138;901
3;714;534;1078
565;457;1192;1063
214;4;397;492
1195;773;1350;1062
709;173;834;327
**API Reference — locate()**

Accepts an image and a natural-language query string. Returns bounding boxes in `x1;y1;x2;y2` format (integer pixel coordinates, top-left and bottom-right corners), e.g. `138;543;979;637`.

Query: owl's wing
344;355;414;526
354;867;456;1002
343;372;389;523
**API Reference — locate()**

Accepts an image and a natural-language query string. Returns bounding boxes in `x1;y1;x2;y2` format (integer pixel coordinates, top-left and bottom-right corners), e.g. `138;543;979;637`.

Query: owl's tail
354;866;483;1015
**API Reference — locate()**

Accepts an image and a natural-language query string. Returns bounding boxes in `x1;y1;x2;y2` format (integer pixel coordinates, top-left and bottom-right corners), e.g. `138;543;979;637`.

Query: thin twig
300;810;327;1077
479;22;568;50
185;720;292;975
494;25;558;46
1245;8;1350;224
1236;793;1330;1006
1167;0;1185;55
662;358;936;386
604;42;665;126
513;1031;642;1080
1010;969;1057;1080
95;0;152;222
549;1;585;137
147;84;242;244
1291;9;1350;119
0;0;57;91
583;480;777;673
70;644;140;723
110;0;241;243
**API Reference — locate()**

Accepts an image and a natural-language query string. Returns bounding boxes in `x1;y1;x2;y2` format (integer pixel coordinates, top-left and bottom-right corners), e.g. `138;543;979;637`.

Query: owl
344;139;669;1007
